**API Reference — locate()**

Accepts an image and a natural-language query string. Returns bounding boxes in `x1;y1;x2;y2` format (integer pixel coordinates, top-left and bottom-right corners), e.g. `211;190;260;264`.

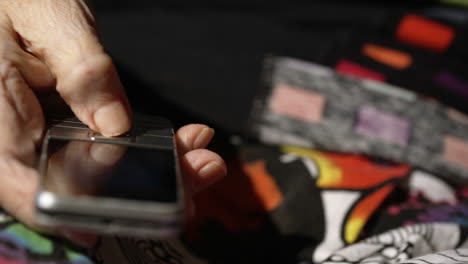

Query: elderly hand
0;0;226;246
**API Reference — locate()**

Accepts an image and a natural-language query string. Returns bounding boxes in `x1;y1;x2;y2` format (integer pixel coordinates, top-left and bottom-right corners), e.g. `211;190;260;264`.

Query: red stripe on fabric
396;14;455;52
335;60;386;81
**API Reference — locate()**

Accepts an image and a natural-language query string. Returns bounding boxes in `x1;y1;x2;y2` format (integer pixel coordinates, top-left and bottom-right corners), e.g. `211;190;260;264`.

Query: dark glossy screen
43;139;177;203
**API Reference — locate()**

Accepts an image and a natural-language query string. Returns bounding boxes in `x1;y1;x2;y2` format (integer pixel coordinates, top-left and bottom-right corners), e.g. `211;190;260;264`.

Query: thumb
6;0;132;136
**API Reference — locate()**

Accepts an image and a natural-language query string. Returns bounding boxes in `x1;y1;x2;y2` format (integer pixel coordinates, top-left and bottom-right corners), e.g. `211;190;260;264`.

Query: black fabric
92;2;433;133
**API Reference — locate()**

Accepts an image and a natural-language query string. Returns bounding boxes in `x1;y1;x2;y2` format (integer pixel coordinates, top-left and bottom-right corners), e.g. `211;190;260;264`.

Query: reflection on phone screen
44;139;177;203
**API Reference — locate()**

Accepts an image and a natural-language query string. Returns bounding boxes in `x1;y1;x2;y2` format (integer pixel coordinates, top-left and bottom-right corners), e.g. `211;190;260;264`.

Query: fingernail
198;161;227;179
94;101;131;137
193;128;214;149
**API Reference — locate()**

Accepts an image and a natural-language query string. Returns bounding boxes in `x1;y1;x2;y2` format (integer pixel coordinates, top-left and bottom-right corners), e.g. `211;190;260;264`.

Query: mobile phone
34;115;184;238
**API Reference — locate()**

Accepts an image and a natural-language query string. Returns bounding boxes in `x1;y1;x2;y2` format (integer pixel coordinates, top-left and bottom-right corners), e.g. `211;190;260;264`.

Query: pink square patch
269;83;326;123
444;136;468;170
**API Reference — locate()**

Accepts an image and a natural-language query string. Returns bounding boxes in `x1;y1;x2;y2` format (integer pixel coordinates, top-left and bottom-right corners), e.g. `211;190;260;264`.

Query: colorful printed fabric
179;144;411;263
250;56;468;180
91;144;468;264
318;12;468;117
0;210;92;264
322;223;468;264
2;145;468;264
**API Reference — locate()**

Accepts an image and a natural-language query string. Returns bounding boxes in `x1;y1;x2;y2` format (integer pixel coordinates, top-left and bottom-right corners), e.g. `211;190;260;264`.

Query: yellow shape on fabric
345;218;366;243
441;0;468;7
281;146;342;187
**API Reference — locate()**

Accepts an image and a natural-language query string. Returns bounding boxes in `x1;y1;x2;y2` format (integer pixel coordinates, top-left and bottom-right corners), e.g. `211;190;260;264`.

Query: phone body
34;115;184;238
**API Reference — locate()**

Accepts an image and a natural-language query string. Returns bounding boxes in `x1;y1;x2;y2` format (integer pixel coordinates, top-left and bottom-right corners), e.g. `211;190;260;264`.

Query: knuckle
57;53;115;97
0;59;15;75
56;53;122;126
0;58;23;86
79;54;114;80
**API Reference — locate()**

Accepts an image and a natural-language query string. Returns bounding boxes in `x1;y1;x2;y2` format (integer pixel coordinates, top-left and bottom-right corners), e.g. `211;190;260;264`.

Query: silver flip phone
34;115;184;238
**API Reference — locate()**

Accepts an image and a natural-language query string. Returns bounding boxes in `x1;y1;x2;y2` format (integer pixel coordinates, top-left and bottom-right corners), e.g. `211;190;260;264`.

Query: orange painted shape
242;160;284;211
281;146;410;190
186;159;283;236
319;152;410;189
362;43;413;70
345;184;395;243
396;14;455;52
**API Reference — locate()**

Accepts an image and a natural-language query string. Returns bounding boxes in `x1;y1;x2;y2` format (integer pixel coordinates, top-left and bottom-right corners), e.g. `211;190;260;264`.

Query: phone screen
42;138;177;203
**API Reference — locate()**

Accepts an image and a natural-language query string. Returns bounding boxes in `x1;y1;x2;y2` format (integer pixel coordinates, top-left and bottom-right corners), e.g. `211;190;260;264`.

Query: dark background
92;1;434;134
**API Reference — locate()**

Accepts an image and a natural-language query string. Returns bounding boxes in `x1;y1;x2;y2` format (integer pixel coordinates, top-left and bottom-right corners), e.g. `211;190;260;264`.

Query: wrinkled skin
0;0;227;246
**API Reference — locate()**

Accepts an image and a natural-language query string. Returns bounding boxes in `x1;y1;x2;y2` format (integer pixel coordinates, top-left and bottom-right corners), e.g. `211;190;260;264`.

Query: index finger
7;0;132;137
